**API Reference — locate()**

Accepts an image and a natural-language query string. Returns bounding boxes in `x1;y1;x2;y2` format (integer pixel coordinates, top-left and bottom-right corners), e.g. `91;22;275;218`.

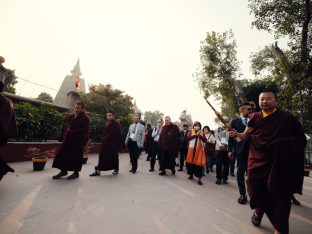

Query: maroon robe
0;94;17;180
95;119;124;171
158;123;180;170
247;109;306;233
52;112;90;171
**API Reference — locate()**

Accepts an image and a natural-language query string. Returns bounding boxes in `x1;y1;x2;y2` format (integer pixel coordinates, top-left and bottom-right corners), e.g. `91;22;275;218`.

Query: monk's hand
229;129;237;138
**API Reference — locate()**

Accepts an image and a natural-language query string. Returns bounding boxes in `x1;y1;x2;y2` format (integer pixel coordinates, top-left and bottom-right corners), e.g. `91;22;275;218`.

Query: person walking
215;120;230;185
0;57;17;180
228;103;252;204
158;116;180;176
178;124;189;171
185;122;206;185
229;90;306;234
125;114;145;173
52;102;90;180
203;126;216;174
149;120;162;172
90;110;123;176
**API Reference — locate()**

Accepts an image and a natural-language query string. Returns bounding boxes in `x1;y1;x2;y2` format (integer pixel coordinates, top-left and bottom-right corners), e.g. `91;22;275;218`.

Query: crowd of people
0;60;307;234
48;91;306;234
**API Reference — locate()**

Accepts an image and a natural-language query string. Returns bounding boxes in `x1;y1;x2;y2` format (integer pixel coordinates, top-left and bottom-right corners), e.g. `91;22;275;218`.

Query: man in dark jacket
228;103;252;204
178;124;189;171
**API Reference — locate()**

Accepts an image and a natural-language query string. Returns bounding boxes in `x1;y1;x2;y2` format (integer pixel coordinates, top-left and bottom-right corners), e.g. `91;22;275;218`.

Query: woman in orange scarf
186;121;207;185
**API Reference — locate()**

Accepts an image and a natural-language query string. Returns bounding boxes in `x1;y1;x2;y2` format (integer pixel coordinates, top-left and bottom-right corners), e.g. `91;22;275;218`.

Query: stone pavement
0;153;311;234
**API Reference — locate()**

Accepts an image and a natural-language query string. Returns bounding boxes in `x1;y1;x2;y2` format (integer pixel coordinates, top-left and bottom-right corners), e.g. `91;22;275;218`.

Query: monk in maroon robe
0;63;18;181
52;102;90;180
90;110;124;176
230;91;306;234
158;116;180;175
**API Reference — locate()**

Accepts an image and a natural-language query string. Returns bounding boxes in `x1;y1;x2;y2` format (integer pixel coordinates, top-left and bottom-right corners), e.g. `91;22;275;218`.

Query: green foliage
88;113;105;142
248;0;311;44
81;84;136;141
197;30;245;119
14;102;64;141
119;114;134;140
197;30;239;99
249;0;312;132
35;105;64;140
14;103;40;141
36;92;53;103
3;68;18;94
143;110;164;127
81;84;135;117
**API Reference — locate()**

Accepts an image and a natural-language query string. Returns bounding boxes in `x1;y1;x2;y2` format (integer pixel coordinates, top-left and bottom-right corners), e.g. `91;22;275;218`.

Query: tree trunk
224;76;247;105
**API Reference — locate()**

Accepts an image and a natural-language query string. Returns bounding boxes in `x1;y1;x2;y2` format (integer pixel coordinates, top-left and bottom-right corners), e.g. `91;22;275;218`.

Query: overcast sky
1;0;278;128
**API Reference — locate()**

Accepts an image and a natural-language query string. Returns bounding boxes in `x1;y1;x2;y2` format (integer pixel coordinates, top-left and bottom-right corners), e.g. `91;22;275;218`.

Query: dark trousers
150;141;158;170
236;154;248;195
179;149;187;169
128;141;141;172
230;156;236;175
216;150;229;181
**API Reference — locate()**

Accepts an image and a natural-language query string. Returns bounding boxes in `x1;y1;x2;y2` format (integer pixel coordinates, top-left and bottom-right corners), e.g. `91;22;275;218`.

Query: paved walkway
0;153;312;234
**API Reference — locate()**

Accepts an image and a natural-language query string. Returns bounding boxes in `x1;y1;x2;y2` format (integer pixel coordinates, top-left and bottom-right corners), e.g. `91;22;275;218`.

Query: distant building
54;59;86;107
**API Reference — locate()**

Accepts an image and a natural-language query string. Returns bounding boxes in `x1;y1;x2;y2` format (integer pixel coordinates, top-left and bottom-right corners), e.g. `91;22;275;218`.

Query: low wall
0;142;101;163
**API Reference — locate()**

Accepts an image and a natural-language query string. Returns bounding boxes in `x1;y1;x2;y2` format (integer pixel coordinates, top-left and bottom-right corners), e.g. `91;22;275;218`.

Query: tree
81;83;136;140
248;0;312;131
36;92;53;103
81;84;134;117
3;68;18;94
196;30;248;118
143;110;164;126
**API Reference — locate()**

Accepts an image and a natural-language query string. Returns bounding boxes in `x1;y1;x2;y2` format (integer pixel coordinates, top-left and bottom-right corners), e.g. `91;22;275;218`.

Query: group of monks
0;56;307;234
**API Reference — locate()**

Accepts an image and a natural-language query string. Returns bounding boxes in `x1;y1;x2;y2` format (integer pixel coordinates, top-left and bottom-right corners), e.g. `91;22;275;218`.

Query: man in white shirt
215;118;230;185
149;119;163;171
125;115;145;173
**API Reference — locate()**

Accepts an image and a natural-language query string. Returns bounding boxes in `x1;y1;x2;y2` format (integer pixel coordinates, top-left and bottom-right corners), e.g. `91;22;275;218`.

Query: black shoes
67;172;79;180
188;175;194;180
251;210;263;227
238;195;247;204
198;179;203;185
149;169;154;172
172;169;176;175
90;171;101;176
112;170;118;175
159;171;166;176
222;179;228;184
177;168;183;171
215;179;221;185
231;173;236;177
52;171;68;179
